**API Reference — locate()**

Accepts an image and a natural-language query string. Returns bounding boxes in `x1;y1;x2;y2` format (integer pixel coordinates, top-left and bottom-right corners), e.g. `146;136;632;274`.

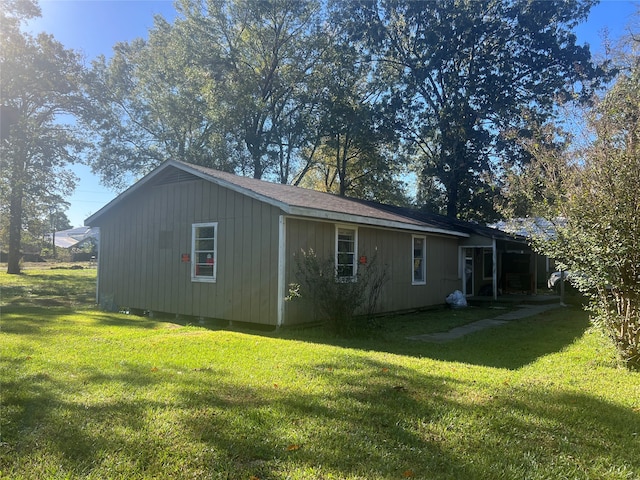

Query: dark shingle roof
352;199;525;242
184;162;428;228
87;160;515;241
176;162;467;236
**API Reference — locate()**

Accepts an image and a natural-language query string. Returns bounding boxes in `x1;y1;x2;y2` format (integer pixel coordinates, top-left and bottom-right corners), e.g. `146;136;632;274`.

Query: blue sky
26;0;638;228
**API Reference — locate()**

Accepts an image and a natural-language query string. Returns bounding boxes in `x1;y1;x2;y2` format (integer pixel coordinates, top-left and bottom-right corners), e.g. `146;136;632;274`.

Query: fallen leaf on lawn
150;367;159;372
402;469;414;477
381;367;389;372
273;383;279;388
286;444;300;451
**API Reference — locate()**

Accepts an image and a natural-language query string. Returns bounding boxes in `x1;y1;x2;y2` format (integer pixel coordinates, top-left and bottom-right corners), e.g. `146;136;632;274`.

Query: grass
1;266;639;479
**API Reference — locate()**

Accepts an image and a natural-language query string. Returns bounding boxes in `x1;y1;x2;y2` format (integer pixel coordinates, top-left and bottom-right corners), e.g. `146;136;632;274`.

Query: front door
464;250;474;296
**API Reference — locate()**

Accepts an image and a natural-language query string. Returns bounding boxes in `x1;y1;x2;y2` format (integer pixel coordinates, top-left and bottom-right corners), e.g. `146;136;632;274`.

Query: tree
335;0;609;220
520;31;640;370
0;0;88;273
301;34;408;203
88;0;326;186
86;13;244;190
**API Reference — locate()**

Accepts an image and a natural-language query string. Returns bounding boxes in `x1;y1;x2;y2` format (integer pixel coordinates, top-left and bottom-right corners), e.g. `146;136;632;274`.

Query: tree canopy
334;0;609;220
85;0;606;220
518;27;640;370
1;0;89;273
87;0;327;188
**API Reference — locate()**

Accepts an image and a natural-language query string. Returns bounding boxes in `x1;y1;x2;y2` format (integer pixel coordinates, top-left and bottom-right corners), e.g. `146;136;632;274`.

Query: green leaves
1;1;91;273
524;42;640;370
290;248;388;336
335;0;608;219
87;0;328;187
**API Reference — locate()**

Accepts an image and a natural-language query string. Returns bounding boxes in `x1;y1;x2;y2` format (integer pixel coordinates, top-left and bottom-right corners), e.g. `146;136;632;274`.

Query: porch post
95;227;101;305
492;238;498;300
277;215;286;328
458;246;464;294
533;251;538;295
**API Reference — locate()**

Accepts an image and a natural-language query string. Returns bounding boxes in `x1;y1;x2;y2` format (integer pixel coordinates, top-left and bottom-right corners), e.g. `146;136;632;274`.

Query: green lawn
1;266;638;479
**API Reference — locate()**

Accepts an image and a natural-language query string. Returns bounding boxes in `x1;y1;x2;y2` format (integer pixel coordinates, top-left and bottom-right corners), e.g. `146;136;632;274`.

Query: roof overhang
85;160;291;226
85;160;468;238
285;206;468;237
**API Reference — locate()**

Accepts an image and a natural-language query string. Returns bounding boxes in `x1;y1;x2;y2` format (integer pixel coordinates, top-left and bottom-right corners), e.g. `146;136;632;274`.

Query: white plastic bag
445;290;467;308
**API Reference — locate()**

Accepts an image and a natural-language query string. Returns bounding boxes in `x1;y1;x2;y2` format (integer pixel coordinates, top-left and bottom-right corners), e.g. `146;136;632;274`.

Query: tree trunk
337;133;348;197
446;180;459;218
7;185;23;274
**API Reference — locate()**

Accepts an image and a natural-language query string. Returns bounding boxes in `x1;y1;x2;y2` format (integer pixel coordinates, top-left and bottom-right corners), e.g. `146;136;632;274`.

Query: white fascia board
176;163;468;237
178;163;468;237
287;206;469;238
85;160;469;240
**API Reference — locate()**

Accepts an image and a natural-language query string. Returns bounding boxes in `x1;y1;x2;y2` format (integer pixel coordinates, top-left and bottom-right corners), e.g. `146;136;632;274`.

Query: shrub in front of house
289;249;388;336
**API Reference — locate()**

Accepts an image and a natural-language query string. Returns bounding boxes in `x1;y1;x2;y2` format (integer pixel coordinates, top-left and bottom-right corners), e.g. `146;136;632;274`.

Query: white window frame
191;222;217;283
412;235;427;285
335;225;358;281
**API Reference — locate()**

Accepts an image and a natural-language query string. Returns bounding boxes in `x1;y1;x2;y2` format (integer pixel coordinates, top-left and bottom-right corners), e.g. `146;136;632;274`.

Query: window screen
192;223;217;282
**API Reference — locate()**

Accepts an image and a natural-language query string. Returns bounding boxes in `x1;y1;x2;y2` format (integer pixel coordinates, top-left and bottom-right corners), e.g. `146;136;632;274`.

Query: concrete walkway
407;303;564;343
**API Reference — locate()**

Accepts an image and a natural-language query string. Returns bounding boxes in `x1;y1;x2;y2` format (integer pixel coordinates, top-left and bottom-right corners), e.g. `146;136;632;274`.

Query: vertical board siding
95;178;281;325
428;235;461;300
232;198;244;321
284;218;334;324
284;219;461;324
177;182;192;316
240;195;253;322
96;177;462;327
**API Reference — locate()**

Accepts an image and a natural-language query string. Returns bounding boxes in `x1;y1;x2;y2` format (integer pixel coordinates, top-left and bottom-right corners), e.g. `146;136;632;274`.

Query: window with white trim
336;227;357;280
192;222;217;282
412;235;426;284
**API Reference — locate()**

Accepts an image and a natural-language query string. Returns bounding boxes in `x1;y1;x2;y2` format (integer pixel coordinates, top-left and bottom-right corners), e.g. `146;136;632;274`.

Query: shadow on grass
2;266;589;370
1;352;637;479
417;307;592;369
0;267;633;477
0;308;166;336
272;305;592;370
1;270;96;309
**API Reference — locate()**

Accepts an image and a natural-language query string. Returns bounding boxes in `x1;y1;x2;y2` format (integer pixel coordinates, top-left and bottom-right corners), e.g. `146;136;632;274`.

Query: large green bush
522;62;640;370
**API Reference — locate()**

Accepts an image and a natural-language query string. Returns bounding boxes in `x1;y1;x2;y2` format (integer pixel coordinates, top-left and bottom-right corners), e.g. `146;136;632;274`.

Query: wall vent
153;167;199;186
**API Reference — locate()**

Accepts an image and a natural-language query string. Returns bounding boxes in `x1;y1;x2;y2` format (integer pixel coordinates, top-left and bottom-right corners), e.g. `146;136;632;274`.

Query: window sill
336;277;357;283
191;277;217;283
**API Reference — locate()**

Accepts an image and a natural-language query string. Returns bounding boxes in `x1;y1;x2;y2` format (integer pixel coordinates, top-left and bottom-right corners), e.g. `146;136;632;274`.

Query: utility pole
49;206;57;259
